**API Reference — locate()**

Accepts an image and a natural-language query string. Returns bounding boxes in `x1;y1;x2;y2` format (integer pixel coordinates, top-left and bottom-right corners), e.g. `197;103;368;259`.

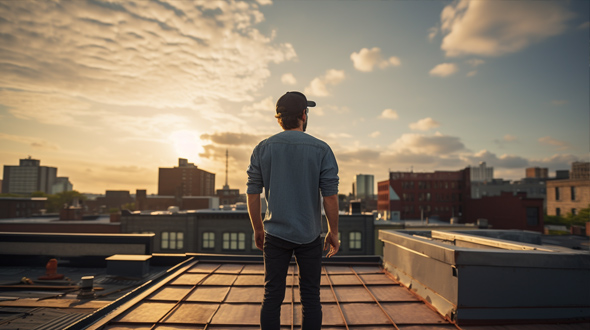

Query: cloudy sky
0;0;588;195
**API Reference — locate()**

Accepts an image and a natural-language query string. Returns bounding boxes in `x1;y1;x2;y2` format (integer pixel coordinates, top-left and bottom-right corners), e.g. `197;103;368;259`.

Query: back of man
246;91;340;330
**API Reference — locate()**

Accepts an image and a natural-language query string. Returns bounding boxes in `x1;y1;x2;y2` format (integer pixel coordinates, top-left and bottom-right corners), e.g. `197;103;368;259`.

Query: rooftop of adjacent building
0;230;589;329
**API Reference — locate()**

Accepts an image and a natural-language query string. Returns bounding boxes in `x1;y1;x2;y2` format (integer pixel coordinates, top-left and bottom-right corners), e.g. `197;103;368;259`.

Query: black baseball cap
276;91;316;117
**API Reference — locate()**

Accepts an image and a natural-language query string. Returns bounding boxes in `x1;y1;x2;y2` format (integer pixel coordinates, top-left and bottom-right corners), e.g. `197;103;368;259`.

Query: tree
46;191;87;213
544;204;590;228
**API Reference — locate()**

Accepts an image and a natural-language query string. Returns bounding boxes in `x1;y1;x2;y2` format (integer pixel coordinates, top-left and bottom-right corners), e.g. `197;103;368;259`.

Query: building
378;169;471;222
471;178;546;201
135;189;219;211
51;176;73;194
526;166;548;178
158;158;215;197
469;161;493;182
1;231;588;329
353;174;374;200
0;197;47;219
546;162;590;217
2;157;57;194
121;210;375;255
463;191;544;232
571;161;590;180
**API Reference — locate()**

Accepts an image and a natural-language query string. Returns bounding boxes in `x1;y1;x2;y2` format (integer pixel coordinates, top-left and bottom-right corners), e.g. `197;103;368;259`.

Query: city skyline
0;0;588;194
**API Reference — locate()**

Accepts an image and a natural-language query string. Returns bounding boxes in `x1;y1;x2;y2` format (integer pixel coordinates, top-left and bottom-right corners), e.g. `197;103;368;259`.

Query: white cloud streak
429;63;458;77
439;0;574;57
0;0;296;122
350;47;401;72
304;69;345;97
409;117;440;131
379;109;399;120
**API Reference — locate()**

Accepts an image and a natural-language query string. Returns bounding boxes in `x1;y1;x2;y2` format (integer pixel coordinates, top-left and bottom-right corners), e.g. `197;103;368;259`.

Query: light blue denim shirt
246;130;339;244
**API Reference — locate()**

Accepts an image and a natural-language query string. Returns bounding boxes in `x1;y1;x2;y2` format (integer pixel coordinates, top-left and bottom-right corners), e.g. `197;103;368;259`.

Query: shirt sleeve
319;146;339;197
246;146;264;194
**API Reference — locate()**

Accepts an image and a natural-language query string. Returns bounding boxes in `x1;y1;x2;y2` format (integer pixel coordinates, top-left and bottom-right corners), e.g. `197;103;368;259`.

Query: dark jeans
261;234;322;330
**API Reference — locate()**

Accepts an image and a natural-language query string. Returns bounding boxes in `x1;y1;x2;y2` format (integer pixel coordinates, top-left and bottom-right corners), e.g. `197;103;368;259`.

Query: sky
0;0;588;195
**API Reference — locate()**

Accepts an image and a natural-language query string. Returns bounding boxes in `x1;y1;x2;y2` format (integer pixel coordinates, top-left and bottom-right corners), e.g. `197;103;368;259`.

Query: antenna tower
224;149;229;189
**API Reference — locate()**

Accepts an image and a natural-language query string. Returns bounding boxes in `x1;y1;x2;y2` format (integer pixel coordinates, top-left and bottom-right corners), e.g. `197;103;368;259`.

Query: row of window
159;231;363;251
401;181;462;190
555;187;577;201
555;208;577;216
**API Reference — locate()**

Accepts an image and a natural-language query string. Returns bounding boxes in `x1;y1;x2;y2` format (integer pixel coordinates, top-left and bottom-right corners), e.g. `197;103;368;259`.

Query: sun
169;130;204;161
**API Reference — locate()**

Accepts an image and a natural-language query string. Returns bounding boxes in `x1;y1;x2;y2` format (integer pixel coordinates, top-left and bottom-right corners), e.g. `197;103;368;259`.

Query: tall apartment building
547;162;590;217
158;158;215;197
51;177;73;194
469;162;493;182
2;157;57;195
526;167;548;179
378;169;471;221
353;174;374;200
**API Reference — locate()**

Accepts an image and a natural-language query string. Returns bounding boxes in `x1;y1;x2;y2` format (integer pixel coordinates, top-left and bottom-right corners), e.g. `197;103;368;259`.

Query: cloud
439;0;574;57
0;133;59;150
428;27;438;41
579;21;590;30
466;71;477;77
350;47;401;72
200;132;265;146
531;154;580;170
429;63;458;77
304;69;345;97
538;136;570;150
467;59;485;67
409;117;440;131
0;90;94;126
390;132;465;155
242;96;275;113
369;131;381;138
0;0;296;121
379;109;398;120
465;150;529;169
281;73;297;85
337;148;381;163
551;100;569;106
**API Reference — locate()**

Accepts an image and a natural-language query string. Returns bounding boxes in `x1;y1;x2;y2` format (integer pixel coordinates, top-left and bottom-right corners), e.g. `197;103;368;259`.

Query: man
246;91;340;329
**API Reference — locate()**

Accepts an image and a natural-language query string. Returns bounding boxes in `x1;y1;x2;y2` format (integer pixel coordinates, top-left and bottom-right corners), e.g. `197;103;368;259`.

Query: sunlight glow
169;130;204;162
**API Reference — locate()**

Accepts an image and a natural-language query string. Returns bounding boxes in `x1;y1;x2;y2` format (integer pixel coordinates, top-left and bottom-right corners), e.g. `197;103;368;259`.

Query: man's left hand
254;229;264;251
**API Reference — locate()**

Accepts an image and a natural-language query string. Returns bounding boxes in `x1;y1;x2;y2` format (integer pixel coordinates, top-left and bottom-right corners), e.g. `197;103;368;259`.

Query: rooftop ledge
379;229;590;325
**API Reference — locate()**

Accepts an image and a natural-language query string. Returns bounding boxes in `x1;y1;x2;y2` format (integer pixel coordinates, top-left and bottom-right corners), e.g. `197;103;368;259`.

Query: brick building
526;167;548;179
463;192;544;232
158;158;215;197
546;162;590;217
0;197;47;219
378;169;471;221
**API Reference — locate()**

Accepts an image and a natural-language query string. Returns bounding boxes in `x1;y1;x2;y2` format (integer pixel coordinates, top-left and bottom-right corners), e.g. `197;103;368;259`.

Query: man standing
247;91;340;329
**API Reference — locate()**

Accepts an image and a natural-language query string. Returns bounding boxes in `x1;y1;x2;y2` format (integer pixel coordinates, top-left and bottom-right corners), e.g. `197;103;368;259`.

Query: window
349;232;362;250
202;232;215;249
223;232;245;250
555;187;560;200
526;207;539;226
571;187;576;201
161;231;184;250
556;208;561;216
572;209;577;216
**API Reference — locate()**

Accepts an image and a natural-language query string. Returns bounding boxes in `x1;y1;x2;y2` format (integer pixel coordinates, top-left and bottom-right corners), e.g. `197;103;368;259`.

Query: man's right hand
323;231;339;258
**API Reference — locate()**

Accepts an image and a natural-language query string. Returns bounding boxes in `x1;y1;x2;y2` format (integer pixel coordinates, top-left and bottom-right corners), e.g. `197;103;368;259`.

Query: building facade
0;197;48;219
353;174;375;200
158;158;215;197
463;192;544;232
469;162;493;182
546;162;590;217
2;157;57;195
378;169;471;222
121;211;375;256
526;167;548;179
51;177;73;194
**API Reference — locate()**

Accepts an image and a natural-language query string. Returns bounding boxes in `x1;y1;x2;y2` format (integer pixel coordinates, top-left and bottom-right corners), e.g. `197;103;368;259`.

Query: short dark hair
275;111;304;130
